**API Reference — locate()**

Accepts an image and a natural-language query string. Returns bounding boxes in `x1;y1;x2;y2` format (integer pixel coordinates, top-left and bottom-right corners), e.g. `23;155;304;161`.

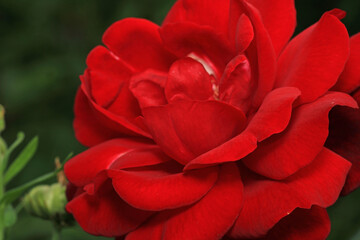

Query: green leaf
1;132;25;171
4;136;38;184
0;170;58;205
350;229;360;240
3;205;17;228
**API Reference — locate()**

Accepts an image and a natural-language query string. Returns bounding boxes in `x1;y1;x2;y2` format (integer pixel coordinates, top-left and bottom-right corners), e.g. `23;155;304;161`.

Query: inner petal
219;54;252;113
165;57;216;102
142;100;247;165
188;52;220;100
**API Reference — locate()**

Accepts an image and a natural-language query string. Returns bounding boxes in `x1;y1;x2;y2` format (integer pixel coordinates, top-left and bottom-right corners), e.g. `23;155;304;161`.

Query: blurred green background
0;0;359;239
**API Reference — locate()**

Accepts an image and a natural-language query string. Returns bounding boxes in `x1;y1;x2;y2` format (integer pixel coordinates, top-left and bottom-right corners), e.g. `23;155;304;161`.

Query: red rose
65;0;360;239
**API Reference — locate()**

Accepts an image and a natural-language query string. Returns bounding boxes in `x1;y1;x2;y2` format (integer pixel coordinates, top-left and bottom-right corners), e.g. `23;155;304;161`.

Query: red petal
244;87;301;142
110;164;219;211
186;87;300;170
327;8;347;19
261;206;330;240
104;81;143;120
160;22;234;73
85;46;134;108
126;163;243;240
234;1;277;109
142;100;247;165
229;148;351;238
165;58;214;102
243;92;357;180
235;14;254;53
67;179;152;237
276;10;350;104
326;89;360;195
219;54;252;112
333;33;360;93
75;82;151;147
247;0;296;56
129;69;168;108
163;0;230;38
64;138;164;187
74;88;123;146
184;130;257;170
103;18;175;72
227;3;254;51
66;182;84;201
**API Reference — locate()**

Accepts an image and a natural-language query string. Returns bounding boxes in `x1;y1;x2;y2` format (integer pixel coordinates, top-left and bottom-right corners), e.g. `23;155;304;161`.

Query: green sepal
3;205;17;228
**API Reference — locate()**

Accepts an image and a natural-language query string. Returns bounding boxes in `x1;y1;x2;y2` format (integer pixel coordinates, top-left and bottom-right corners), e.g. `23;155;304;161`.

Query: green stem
51;226;61;240
0;106;6;240
0;137;6;240
0;205;4;240
0;179;4;240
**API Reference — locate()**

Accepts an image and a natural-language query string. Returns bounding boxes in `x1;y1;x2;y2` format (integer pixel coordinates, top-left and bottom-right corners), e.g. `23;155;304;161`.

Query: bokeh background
0;0;359;239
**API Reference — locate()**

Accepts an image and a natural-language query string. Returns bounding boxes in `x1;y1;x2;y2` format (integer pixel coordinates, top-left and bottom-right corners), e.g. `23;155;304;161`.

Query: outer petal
229;148;351;239
109;164;219;211
276;10;350;104
247;0;296;56
77;45;145;144
243;92;357;180
126;163;243;240
184;131;257;171
326;89;360;195
165;58;214;102
143;100;247;165
67;179;152;237
85;46;134;108
74;88;123;147
103;18;175;72
244;87;300;141
129;69;168;108
64;138;164;187
74;85;150;147
163;0;230;38
333;33;360;93
261;206;330;240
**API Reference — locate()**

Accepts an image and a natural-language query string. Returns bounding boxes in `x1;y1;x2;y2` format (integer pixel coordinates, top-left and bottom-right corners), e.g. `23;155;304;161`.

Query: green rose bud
23;183;73;227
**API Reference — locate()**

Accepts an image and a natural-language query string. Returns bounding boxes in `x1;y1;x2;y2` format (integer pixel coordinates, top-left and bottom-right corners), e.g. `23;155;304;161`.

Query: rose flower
64;0;360;239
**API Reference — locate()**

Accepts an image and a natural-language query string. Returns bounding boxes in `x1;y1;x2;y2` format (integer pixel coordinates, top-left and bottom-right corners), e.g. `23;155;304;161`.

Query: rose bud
23;184;69;223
